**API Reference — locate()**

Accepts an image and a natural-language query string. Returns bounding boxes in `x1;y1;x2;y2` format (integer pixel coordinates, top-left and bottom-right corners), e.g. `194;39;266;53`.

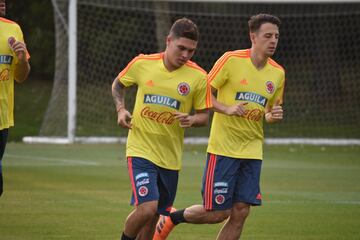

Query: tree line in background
6;0;55;81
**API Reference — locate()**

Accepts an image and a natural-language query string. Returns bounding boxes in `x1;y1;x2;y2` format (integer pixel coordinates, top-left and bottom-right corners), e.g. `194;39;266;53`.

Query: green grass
0;144;359;239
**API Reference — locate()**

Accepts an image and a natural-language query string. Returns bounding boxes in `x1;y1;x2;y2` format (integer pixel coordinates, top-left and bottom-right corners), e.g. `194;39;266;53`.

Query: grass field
0;143;359;239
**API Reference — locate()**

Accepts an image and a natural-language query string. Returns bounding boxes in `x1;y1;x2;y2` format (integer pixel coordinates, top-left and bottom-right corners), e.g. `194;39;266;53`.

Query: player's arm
210;87;248;116
208;52;248;116
111;77;132;129
9;37;30;83
265;99;283;123
174;109;209;128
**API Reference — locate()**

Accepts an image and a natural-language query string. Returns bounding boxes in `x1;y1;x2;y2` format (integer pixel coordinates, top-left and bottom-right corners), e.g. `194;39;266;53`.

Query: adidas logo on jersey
146;80;154;86
239;78;248;85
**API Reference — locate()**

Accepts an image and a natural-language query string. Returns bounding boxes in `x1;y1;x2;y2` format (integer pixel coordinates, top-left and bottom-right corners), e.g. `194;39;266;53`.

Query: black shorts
0;128;9;172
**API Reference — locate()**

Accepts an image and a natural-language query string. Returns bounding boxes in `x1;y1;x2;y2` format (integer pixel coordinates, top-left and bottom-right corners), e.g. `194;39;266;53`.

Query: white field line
23;137;360;145
4;154;100;166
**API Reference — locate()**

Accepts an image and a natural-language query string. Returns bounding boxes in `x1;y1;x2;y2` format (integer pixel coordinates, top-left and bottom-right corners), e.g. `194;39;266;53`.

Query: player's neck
250;48;268;70
163;52;178;72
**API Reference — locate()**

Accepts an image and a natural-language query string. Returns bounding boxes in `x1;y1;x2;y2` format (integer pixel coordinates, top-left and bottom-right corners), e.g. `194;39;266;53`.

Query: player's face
0;0;5;17
165;36;197;70
251;23;279;57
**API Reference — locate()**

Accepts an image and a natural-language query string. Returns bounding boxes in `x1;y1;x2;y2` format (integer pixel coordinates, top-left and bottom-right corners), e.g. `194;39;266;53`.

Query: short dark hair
169;17;199;41
248;14;281;33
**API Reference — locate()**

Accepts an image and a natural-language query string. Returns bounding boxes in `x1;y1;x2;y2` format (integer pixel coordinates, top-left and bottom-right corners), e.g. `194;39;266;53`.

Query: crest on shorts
215;194;225;204
265;81;275;94
177;82;190;96
138;186;148;197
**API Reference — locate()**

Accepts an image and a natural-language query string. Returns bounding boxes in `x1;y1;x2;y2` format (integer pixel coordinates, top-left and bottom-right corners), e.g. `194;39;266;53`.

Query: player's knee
141;207;157;219
232;203;250;221
137;202;158;218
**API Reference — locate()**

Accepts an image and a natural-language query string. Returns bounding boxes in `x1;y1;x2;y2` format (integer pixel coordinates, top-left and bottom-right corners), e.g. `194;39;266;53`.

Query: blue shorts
202;153;262;210
127;156;178;216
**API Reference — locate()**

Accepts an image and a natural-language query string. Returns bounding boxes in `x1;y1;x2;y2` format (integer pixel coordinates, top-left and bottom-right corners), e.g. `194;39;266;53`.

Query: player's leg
217;159;262;240
152;165;179;239
137;213;159;239
122;201;158;239
121;157;161;240
182;204;230;224
0;128;9;197
154;204;229;240
153;153;237;240
216;202;250;240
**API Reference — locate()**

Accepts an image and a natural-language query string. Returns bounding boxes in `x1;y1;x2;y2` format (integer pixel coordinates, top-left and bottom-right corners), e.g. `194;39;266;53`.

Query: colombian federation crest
215;194;225;205
177;82;190;96
138;186;148;197
265;81;275;94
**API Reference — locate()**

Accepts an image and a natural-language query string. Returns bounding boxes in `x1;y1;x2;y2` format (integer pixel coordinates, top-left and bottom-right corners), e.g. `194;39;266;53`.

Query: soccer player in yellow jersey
111;18;211;240
0;0;30;197
154;14;285;240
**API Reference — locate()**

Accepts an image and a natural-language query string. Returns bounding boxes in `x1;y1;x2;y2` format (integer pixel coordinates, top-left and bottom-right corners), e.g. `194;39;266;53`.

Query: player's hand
117;108;132;129
174;112;194;128
266;99;283;123
225;102;248;116
8;37;28;61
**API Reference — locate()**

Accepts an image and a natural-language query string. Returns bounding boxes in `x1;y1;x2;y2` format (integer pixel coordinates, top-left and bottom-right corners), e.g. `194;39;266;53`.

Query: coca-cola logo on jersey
240;108;264;122
140;107;176;125
0;69;10;81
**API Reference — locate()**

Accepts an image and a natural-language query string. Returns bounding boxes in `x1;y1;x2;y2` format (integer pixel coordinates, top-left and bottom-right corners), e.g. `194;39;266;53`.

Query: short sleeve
208;53;230;90
193;75;212;110
269;71;286;107
117;55;142;87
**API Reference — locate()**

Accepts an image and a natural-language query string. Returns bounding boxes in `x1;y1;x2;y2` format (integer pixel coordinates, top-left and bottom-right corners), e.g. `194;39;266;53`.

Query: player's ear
250;32;256;44
166;35;171;47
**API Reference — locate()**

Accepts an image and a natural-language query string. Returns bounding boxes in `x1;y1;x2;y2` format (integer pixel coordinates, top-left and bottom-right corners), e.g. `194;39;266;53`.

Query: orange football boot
153;208;176;240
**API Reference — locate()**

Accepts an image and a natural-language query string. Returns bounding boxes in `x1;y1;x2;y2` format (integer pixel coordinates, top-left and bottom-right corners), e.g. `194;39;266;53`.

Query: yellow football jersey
0;17;29;130
207;49;285;160
118;53;211;170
